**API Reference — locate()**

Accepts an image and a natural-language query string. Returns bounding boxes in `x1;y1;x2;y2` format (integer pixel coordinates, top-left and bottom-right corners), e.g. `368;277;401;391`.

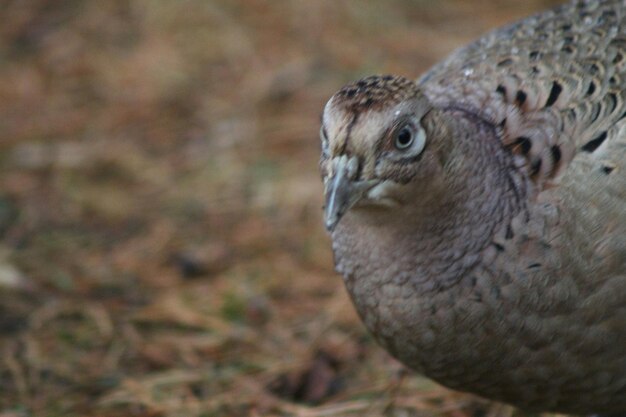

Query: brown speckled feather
421;0;626;186
320;0;626;414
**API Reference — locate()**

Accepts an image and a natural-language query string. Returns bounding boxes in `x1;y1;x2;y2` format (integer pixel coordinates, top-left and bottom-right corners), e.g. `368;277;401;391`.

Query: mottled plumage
320;0;626;414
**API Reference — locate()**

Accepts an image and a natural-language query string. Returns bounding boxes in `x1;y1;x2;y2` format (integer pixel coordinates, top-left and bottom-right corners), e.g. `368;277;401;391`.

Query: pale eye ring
394;126;414;150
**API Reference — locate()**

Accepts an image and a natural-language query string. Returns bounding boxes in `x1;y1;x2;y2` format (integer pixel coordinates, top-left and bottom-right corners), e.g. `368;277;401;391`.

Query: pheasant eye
394;126;414;150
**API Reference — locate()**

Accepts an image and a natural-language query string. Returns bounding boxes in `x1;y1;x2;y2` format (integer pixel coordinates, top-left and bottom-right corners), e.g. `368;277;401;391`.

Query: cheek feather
365;180;402;206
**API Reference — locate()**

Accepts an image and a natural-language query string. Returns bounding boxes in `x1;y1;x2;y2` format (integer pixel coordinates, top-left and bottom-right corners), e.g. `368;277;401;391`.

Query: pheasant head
320;74;466;232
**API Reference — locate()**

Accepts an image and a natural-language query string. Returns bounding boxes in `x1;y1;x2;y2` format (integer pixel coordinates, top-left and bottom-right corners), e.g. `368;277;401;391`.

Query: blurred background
0;1;563;416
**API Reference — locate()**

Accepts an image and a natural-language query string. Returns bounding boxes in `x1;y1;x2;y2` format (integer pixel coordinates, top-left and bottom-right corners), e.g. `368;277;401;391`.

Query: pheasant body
320;0;626;414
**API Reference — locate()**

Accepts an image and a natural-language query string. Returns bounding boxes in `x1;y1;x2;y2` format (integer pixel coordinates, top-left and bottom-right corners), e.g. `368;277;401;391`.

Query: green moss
220;291;246;323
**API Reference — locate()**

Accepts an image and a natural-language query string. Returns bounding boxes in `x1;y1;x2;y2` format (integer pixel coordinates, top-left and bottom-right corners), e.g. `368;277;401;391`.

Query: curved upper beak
324;155;378;232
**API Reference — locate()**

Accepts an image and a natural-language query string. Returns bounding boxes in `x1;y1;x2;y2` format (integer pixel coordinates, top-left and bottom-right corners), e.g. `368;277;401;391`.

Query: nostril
346;156;361;180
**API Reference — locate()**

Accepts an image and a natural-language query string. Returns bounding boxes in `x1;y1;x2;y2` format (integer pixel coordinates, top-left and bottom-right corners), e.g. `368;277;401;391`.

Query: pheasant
320;0;626;414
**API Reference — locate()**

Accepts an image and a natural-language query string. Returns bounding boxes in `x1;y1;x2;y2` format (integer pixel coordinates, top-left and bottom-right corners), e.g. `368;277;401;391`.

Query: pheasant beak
324;155;378;232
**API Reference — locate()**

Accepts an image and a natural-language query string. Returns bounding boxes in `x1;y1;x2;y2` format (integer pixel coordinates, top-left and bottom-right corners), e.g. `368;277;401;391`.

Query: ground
0;1;565;416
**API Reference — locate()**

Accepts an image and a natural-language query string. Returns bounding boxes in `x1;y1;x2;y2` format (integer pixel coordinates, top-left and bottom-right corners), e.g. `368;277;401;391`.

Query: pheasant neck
333;110;526;295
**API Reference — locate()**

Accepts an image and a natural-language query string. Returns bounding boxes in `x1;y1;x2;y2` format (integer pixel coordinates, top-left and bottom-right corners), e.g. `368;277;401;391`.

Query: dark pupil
397;128;412;147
